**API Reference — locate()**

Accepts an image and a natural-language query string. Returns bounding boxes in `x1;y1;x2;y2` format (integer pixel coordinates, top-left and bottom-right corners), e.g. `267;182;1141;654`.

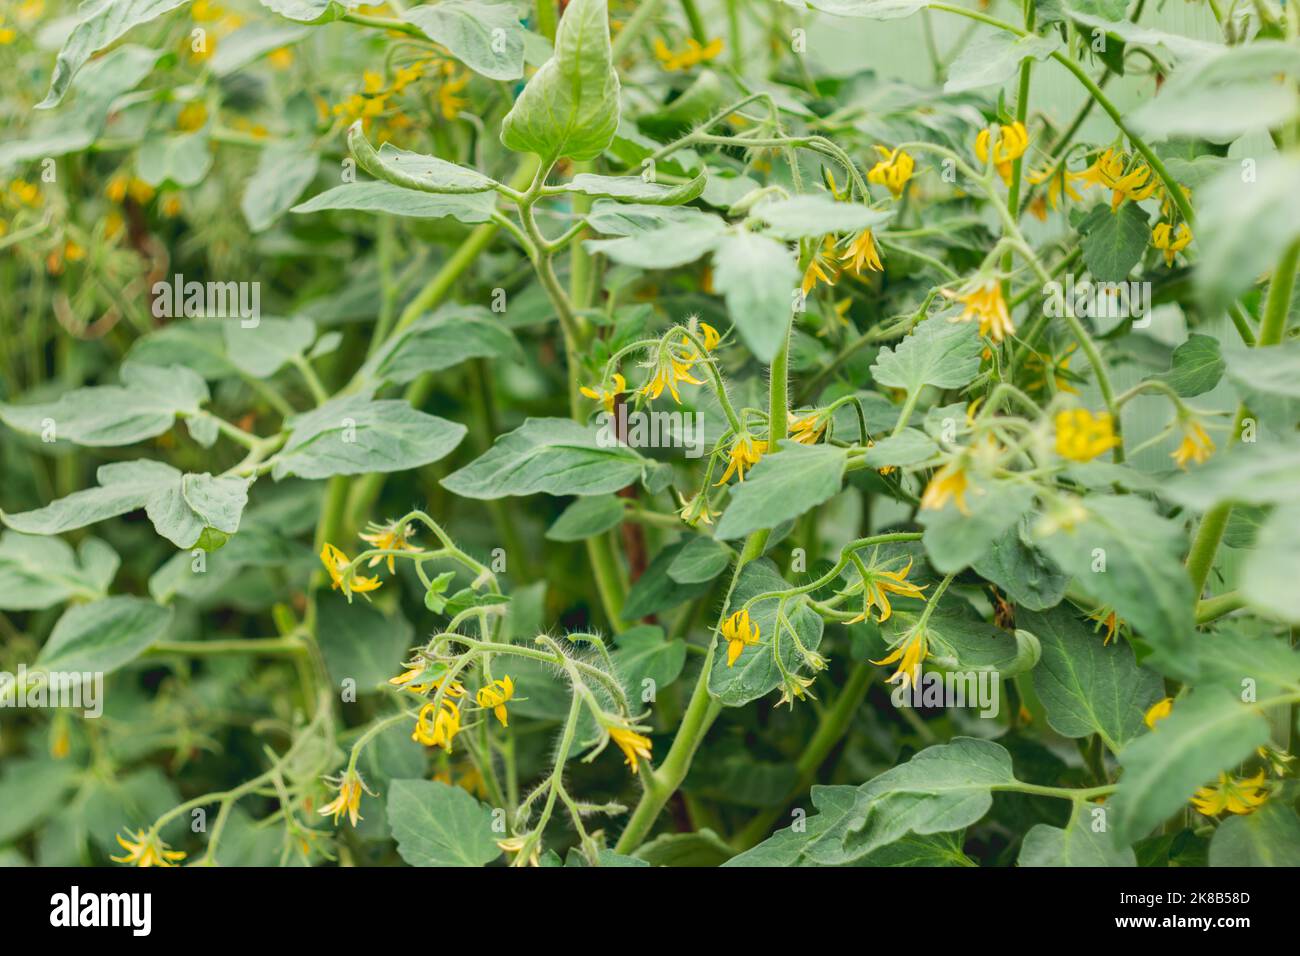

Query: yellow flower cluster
318;770;376;828
608;725;653;773
1171;419;1214;469
716;432;767;484
847;556;927;625
1078;148;1158;211
112;829;186;867
872;628;929;688
1151;221;1192;267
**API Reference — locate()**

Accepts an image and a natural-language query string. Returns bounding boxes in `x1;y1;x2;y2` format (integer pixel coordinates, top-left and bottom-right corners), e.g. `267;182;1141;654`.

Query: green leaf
0;533;118;612
612;625;687;696
318;600;415;693
970;520;1068;611
715;442;846;540
36;596;172;674
1131;42;1300;143
1223;340;1300;434
0;45;163;166
257;0;348;23
944;31;1063;94
1023;606;1164;751
803;738;1015;865
556;172;707;206
125;320;236;379
0;760;79;844
780;0;932;21
708;558;824;706
870;316;983;393
1160;333;1224;398
0;362;207;447
241;141;320;233
402;1;525;80
623;541;714;618
136;131;213;189
386;779;502;867
863;429;937;468
348;126;499;194
272;395;467;480
1019;809;1137;866
1065;10;1220;65
37;0;189;109
222;317;317;378
710;230;799;363
1195;156;1300;312
668;536;732;584
442;418;647;499
920;479;1034;573
753;194;892;240
1209;803;1300;866
3;461;252;549
584;217;728;269
634;829;735;866
1241;501;1300;623
210;22;309;75
1112;689;1270;842
359;305;521;386
1078;201;1149;283
292;182;497;222
500;0;619;162
891;604;1041;677
546;495;625;542
1163;437;1300;510
1035;494;1196;680
1192;626;1300;698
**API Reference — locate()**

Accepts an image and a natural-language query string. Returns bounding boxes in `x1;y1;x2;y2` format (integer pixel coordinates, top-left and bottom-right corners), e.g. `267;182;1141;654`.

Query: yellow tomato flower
112;829;186;868
318;769;376;828
1144;697;1173;730
1171;419;1214;469
319;542;383;595
641;347;703;403
1025;343;1079;396
1078;148;1158;210
789;411;826;445
1026;164;1085;216
920;460;971;515
840;228;884;275
176;101;208;132
1151;221;1192;266
476;675;515;727
652;35;723;71
412;698;461;751
872;627;929;688
390;666;464;697
1054;409;1119;462
802;237;840;295
580;372;626;415
609;725;653;774
847;556;928;625
677;491;719;527
974;121;1029;184
867;146;915;199
1089;606;1121;646
721;608;760;667
268;46;294;69
438;70;469;120
1190;771;1269;817
358;519;422;573
8;179;41;207
944;278;1015;343
715;433;767;484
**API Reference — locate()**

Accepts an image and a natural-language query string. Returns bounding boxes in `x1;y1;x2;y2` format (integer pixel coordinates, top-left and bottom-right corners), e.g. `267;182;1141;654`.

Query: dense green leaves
1078;202;1150;282
1019;810;1137;867
710;230;800;363
359;306;520;386
293;182;497;221
1161;334;1224;398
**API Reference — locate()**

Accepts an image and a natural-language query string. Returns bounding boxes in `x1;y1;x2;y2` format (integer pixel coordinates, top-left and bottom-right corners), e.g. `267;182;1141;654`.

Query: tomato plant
1;0;1299;869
